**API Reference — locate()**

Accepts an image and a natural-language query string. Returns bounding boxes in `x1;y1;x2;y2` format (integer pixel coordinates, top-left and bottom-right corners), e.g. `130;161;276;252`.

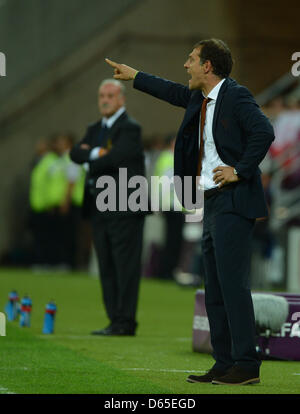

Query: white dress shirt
199;78;230;190
89;106;126;160
101;106;126;129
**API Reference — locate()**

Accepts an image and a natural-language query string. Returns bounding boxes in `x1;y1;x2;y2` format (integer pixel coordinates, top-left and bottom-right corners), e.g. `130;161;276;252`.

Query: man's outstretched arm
105;58;191;108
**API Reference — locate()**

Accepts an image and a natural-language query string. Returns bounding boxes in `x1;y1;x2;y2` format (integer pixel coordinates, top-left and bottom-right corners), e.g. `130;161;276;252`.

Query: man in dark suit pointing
105;38;275;385
70;79;146;336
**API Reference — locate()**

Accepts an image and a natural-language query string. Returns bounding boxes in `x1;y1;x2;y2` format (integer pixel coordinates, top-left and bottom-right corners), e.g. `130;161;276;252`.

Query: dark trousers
157;212;185;279
30;211;53;265
60;205;81;269
201;188;260;373
91;214;145;331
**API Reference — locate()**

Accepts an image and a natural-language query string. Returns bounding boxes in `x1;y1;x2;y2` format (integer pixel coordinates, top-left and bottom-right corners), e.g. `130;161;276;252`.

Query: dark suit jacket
134;72;275;219
70;111;147;218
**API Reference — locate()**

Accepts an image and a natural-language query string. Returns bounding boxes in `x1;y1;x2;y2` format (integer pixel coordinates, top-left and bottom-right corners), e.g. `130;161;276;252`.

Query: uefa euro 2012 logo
0;52;6;77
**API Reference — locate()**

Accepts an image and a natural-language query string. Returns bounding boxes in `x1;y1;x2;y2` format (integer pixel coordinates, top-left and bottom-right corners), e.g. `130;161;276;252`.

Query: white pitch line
175;338;192;342
0;367;28;371
37;335;192;341
292;373;300;375
0;386;15;394
37;335;93;339
120;368;205;373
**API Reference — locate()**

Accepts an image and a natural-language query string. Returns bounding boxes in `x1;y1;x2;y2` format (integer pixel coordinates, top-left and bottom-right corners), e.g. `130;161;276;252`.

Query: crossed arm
70;123;142;176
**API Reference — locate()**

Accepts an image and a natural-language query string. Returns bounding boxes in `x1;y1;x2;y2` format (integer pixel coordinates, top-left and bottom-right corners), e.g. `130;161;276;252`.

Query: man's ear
204;60;212;74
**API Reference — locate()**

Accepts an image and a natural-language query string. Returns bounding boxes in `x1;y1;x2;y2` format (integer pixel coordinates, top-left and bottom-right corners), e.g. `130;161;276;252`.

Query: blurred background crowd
1;92;300;292
1;0;300;292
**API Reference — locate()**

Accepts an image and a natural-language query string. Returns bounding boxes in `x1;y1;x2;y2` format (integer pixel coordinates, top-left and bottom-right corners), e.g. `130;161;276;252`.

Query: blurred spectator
269;97;300;159
261;96;285;122
145;134;185;281
29;137;59;269
47;133;86;270
143;133;166;183
142;133;171;276
267;96;300;194
29;133;86;271
255;93;300;288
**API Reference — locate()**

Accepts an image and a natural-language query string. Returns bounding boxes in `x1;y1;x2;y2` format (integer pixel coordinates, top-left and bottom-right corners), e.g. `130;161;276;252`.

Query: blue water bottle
19;296;32;327
42;301;57;334
4;290;19;321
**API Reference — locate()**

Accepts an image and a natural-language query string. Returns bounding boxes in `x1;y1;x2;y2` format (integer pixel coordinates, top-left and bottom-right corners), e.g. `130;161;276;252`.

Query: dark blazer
70;111;147;218
134;72;275;219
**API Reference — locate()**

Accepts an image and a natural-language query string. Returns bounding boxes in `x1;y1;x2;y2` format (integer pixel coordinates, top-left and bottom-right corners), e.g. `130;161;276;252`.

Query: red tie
197;97;211;178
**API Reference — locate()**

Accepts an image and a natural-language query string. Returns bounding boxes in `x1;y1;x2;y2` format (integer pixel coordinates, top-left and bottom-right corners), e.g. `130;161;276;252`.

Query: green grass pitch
0;268;300;394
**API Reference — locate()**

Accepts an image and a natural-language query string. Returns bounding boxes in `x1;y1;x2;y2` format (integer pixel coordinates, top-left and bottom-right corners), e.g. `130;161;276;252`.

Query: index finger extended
105;58;120;69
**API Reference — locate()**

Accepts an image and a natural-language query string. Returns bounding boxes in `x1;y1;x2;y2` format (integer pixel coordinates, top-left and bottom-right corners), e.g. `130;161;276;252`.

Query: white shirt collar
203;78;226;101
102;106;126;128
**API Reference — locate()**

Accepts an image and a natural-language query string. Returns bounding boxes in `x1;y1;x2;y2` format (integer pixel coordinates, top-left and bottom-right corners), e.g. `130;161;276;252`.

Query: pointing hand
105;58;138;81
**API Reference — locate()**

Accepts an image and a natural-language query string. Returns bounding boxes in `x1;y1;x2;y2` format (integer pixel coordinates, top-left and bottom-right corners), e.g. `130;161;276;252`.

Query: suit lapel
101;111;128;147
212;78;229;138
181;91;203;127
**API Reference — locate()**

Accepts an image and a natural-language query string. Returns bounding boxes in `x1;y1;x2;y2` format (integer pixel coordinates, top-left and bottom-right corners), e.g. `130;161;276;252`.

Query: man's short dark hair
194;39;233;78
